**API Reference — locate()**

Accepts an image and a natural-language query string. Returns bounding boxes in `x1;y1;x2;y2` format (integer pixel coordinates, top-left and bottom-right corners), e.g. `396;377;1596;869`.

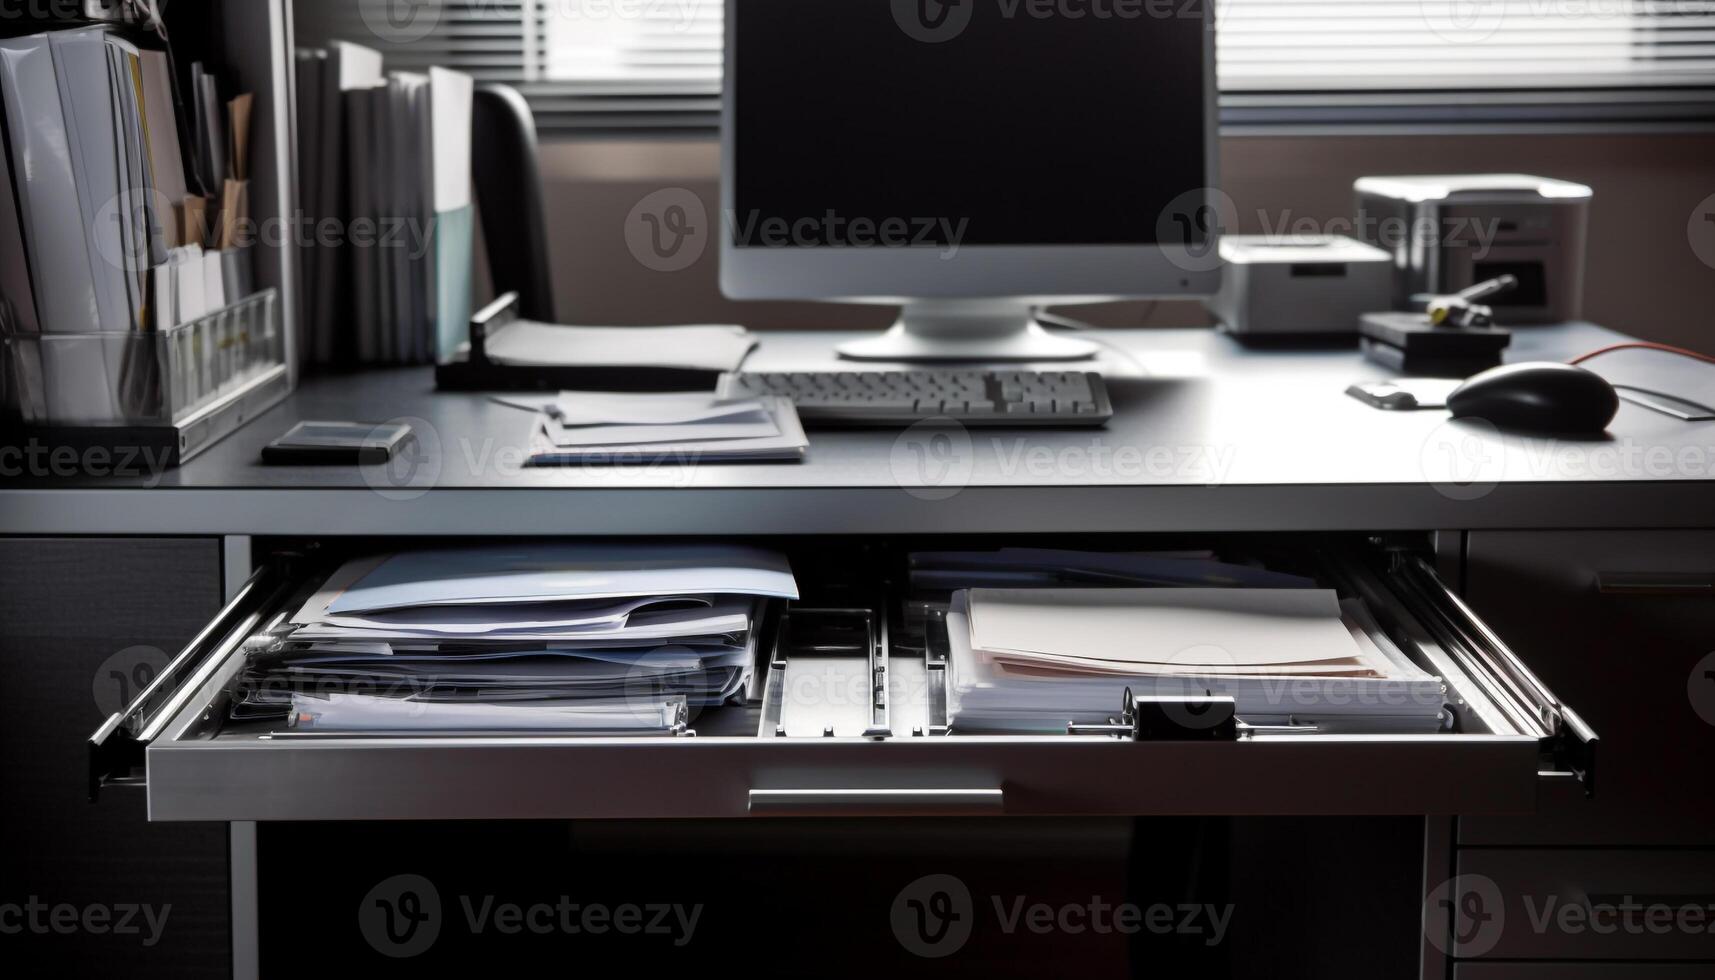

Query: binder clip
1067;688;1239;741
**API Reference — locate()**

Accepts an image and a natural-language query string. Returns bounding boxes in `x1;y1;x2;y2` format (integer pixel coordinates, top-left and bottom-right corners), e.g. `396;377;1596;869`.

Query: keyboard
717;370;1113;427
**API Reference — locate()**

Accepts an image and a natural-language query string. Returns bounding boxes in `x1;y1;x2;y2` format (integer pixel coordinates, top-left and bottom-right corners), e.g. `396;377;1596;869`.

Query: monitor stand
835;300;1100;362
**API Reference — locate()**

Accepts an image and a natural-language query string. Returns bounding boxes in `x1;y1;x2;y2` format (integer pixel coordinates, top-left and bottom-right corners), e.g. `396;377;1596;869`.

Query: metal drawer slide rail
88;562;297;799
1386;551;1598;795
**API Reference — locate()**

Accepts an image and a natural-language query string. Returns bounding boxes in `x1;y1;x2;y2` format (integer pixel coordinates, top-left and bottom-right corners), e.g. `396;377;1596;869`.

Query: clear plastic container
1;289;282;427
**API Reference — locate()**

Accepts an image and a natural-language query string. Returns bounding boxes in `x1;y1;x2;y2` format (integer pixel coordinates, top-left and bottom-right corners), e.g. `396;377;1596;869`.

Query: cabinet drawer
1450;849;1715;961
90;537;1596;822
1460;530;1715;847
1456;966;1715;979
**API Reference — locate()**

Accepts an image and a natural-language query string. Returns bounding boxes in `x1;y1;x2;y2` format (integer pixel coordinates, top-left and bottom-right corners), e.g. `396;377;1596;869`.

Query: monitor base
836;302;1100;362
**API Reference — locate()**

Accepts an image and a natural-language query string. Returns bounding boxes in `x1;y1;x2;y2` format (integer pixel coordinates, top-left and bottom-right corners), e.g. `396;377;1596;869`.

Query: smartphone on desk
261;421;413;465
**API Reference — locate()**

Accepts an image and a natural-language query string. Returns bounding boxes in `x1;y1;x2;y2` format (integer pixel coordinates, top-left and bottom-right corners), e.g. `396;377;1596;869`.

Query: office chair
471;84;556;323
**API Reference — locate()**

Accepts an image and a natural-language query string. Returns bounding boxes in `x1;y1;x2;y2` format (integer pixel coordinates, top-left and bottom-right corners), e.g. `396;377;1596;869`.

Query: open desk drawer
90;538;1595;821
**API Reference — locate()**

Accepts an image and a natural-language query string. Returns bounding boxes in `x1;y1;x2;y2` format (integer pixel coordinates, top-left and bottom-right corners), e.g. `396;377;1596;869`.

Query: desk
4;322;1712;979
3;322;1711;536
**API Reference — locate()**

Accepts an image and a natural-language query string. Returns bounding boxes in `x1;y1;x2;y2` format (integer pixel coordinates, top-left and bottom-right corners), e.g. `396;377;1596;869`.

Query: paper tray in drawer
89;540;1595;821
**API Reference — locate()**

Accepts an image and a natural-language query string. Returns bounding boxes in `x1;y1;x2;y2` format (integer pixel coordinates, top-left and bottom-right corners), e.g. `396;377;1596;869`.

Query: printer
1206;234;1394;337
1354;173;1592;324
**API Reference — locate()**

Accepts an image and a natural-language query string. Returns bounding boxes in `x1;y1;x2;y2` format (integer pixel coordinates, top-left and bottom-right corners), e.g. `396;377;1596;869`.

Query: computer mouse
1447;362;1619;434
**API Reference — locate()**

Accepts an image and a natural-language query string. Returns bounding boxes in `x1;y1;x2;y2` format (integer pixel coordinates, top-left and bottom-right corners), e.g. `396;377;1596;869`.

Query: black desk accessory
1360;276;1518;376
435;293;741;393
261;421;414;465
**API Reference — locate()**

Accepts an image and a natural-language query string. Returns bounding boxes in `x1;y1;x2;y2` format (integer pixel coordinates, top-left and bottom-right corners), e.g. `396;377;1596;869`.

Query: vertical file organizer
1;289;289;466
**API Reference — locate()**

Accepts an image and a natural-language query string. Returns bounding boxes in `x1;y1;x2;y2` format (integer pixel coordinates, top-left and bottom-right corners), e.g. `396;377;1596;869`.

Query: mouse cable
1568;341;1715;367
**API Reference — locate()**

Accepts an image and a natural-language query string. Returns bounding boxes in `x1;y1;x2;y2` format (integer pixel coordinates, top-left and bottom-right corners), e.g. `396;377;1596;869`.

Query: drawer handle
1597;572;1715;596
1585;893;1715;912
748;788;1004;815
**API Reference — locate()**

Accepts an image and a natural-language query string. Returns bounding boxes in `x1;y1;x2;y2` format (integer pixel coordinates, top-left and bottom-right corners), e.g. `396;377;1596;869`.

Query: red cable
1569;342;1715;367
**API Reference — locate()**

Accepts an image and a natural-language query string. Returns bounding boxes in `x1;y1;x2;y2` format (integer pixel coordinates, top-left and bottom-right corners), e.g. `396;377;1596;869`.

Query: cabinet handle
1596;572;1715;596
748;788;1004;815
1585;893;1715;912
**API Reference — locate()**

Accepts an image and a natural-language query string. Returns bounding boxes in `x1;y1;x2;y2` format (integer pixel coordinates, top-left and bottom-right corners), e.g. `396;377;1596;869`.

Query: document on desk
522;391;808;465
484;320;758;373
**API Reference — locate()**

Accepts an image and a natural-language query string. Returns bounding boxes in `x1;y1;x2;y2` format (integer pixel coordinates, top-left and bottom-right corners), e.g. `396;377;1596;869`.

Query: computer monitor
721;0;1221;361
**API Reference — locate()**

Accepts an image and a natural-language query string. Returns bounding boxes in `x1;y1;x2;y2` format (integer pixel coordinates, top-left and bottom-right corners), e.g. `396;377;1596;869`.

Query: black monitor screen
732;0;1211;248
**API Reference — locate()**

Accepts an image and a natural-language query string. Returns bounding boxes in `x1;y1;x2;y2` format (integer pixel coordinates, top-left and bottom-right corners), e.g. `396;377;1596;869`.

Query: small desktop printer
1354;173;1592;324
1206;234;1393;337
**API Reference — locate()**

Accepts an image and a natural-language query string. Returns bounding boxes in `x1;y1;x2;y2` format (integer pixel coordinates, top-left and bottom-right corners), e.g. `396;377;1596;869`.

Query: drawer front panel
1461;530;1715;846
1456;966;1715;979
1451;848;1715;961
1;538;229;978
144;736;1540;821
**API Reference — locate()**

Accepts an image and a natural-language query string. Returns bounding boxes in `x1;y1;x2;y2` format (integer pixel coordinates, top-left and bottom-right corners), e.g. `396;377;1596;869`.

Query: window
1219;0;1715;129
296;0;1715;133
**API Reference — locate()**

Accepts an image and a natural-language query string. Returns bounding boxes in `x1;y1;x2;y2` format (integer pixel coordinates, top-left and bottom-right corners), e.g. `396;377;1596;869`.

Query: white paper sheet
308;595;712;636
543;416;780;448
966;588;1361;668
944;592;1446;734
484;321;756;372
322;544;799;614
288;692;686;732
549;391;768;427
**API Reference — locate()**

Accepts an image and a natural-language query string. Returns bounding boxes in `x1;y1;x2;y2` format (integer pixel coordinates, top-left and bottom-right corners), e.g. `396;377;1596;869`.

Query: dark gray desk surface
5;323;1713;535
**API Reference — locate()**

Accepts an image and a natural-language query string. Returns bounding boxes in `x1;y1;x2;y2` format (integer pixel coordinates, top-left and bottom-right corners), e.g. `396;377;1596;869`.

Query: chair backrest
471;84;556;323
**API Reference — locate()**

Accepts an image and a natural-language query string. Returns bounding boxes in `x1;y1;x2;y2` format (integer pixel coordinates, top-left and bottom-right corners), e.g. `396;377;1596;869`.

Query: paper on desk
966;588;1361;668
549;391;769;427
527;396;806;464
484;320;757;372
321;544;799;615
543;416;780;448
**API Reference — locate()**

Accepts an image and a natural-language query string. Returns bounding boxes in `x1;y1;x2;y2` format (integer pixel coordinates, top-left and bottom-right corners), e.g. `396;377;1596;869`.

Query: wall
529;133;1715;348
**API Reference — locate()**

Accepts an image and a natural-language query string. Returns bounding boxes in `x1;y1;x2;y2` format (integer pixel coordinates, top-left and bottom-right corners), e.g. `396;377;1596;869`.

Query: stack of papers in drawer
519;391;808;464
945;588;1446;734
909;547;1318;590
232;544;798;730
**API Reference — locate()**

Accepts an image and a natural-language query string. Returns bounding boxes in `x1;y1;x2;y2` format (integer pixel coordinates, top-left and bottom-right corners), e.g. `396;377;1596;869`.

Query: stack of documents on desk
945;588;1446;734
486;320;757;373
232;544;798;731
522;391;808;464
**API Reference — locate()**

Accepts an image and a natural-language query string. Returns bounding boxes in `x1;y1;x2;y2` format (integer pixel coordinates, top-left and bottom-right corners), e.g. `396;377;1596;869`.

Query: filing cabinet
1460;530;1715;846
1452;848;1715;962
1456;966;1715;979
0;538;229;978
